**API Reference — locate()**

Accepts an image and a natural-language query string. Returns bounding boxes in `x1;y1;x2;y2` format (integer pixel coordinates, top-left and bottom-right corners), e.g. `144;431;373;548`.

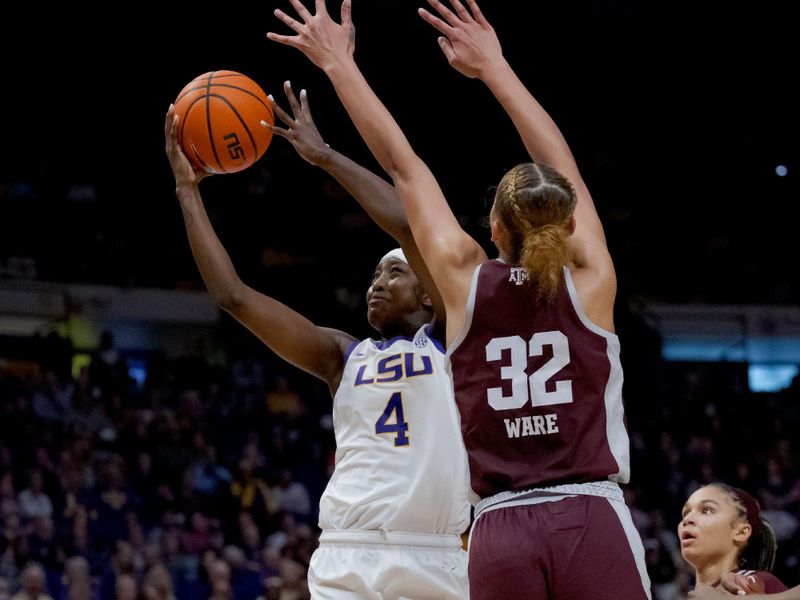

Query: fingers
282;80;303;120
164;104;175;137
425;0;460;27
260;119;290;139
464;0;488;25
418;7;454;36
266;31;298;47
287;0;313;22
437;36;456;63
273;8;305;33
298;88;315;125
268;93;295;129
447;0;473;23
165;104;180;150
340;0;352;29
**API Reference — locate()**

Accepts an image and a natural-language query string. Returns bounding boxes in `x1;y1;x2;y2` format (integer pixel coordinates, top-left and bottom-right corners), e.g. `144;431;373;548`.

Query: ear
733;522;752;545
491;216;510;245
490;216;500;242
568;214;577;235
418;289;434;310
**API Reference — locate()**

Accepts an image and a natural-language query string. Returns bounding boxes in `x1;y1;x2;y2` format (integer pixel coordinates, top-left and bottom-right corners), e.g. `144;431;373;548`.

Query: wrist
314;144;335;168
175;180;200;199
478;56;512;85
323;54;358;80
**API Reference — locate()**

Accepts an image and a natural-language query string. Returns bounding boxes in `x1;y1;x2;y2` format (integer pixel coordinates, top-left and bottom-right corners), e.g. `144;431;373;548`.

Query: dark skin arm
165;104;354;394
263;81;446;338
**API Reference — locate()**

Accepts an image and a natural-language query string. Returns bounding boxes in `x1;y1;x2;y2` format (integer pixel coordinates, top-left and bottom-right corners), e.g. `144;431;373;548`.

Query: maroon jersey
447;260;630;499
731;570;788;594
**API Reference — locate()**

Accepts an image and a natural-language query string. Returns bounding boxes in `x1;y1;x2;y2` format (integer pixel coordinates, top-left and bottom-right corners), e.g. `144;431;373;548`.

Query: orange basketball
173;70;274;174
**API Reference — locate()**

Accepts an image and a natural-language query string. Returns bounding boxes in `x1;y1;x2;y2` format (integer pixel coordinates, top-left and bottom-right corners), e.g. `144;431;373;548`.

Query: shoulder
735;569;789;593
754;570;789;593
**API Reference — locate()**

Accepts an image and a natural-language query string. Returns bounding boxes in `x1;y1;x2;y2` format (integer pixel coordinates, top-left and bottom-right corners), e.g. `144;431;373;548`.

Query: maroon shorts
468;494;651;600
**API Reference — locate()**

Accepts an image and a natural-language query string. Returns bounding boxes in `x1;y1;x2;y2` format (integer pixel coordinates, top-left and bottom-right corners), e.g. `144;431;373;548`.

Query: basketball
172;70;274;174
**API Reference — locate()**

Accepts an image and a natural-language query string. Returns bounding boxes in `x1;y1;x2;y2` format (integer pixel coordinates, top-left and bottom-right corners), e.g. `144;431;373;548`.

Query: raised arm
267;0;486;344
419;0;615;304
165;105;353;391
261;81;445;327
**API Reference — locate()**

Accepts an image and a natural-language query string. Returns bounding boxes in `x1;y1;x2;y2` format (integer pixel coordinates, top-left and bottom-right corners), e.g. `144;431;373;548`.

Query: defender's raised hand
418;0;503;79
267;0;355;72
262;81;330;167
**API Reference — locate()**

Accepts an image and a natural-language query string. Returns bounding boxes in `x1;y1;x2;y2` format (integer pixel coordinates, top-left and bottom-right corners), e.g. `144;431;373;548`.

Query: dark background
3;1;799;326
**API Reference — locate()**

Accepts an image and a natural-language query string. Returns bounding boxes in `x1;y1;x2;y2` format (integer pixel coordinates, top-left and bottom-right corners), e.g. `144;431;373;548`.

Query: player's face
678;486;751;568
366;258;423;332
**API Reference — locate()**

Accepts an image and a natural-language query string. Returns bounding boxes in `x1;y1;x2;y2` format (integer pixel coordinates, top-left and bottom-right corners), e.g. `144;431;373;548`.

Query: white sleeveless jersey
318;325;471;535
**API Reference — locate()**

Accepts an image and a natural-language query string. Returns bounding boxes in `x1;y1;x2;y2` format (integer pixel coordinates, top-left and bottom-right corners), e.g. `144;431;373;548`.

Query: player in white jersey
166;82;470;599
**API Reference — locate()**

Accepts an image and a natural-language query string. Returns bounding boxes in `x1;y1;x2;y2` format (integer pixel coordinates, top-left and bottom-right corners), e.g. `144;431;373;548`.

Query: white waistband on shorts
474;480;624;519
319;529;463;549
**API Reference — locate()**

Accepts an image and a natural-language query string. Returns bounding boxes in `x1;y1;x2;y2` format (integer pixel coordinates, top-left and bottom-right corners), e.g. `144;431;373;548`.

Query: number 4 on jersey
375;392;409;446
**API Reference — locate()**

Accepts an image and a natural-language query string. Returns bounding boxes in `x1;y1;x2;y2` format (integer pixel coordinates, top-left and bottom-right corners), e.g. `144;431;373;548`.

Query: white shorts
308;530;469;599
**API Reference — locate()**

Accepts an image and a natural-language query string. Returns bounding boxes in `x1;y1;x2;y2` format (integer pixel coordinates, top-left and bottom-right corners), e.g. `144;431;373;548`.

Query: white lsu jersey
318;324;471;535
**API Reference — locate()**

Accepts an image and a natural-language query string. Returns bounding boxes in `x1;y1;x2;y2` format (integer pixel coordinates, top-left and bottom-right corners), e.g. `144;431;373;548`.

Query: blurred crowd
0;336;334;600
0;322;798;599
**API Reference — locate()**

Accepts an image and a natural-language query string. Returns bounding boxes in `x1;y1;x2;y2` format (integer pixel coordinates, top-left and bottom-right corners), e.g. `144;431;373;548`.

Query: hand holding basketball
172;70;274;174
165;105;206;187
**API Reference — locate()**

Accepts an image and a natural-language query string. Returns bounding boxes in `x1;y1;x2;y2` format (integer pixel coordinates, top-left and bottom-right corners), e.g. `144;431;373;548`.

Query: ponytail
520;221;571;301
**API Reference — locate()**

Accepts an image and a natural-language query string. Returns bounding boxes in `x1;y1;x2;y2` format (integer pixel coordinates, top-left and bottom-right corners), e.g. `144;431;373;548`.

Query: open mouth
680;531;697;545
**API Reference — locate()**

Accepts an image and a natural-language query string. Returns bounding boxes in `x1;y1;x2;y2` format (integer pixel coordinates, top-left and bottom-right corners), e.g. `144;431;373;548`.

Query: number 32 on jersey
486;330;574;410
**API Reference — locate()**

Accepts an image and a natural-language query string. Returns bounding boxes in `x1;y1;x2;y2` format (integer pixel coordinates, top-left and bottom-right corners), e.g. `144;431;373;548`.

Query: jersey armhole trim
446;263;483;359
563;266;619;342
343;339;361;365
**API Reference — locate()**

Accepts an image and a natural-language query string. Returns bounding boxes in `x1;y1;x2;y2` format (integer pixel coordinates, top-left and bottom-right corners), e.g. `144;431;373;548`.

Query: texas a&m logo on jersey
509;267;528;285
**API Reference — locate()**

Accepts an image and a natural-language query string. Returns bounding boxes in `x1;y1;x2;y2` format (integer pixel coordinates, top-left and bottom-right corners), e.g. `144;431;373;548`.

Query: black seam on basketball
209;93;262;159
179;96;207;149
205;73;225;173
206;84;273;117
176;72;251;102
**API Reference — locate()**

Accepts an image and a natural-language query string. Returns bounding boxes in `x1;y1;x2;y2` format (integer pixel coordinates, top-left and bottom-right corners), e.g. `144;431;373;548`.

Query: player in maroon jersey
680;484;786;594
268;0;649;597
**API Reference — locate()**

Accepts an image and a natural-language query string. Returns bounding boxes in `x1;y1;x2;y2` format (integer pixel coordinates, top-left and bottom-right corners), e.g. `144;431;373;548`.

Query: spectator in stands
271;471;310;524
17;471;52;521
10;562;52;600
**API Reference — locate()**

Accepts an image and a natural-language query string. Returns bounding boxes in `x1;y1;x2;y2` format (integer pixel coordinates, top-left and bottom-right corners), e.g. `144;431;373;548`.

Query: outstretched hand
418;0;503;79
267;0;355;72
164;105;207;186
261;81;330;167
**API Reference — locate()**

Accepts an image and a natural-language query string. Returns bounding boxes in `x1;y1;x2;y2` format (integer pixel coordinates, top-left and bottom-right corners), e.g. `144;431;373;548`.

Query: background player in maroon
267;0;649;597
679;484;786;594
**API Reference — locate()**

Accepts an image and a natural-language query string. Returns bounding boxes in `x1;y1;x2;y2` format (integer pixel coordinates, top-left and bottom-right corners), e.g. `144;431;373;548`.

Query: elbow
210;285;247;314
383;153;423;188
